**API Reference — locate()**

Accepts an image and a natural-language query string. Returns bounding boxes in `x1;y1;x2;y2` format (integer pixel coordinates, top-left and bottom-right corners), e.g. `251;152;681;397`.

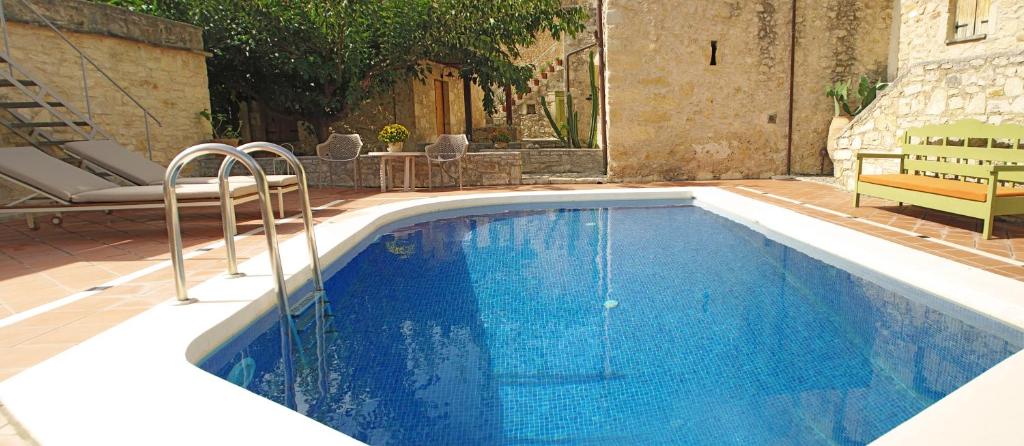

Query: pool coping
0;187;1022;445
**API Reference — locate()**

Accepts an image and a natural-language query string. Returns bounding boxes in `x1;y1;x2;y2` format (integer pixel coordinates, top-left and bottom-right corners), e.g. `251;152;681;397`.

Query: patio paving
0;179;1021;387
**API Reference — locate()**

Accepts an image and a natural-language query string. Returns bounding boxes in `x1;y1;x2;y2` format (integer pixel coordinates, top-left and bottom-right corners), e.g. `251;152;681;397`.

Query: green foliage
197;108;239;139
540;96;566;145
825;80;850;117
93;0;587;135
378;124;410;144
493;128;513;143
826;75;888;117
851;75;888;116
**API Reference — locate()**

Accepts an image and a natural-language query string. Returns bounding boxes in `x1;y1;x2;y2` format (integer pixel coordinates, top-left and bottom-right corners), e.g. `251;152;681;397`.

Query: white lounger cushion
0;146;257;204
176;174;299;187
63;140;167;186
0;147;121;201
64;140;299;188
71;182;257;203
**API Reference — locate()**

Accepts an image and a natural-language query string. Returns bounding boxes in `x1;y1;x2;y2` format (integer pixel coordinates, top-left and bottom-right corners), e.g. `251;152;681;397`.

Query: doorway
434;80;451;135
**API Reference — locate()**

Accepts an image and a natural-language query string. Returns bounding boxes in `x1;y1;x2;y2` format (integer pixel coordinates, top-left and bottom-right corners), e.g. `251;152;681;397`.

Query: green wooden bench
853;119;1024;239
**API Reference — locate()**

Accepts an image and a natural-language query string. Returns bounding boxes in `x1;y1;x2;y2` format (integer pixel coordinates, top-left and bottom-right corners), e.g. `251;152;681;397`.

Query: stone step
520;138;564;149
521;173;608;185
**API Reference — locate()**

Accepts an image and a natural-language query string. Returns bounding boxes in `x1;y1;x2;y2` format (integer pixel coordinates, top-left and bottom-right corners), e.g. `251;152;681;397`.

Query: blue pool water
201;204;1022;445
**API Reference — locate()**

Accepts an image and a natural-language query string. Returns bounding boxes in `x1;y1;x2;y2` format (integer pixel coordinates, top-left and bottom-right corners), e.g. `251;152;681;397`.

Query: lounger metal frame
57;140;301;219
0;168;260;229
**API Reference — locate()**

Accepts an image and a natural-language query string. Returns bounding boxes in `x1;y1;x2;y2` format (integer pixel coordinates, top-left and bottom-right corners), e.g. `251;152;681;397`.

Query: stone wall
194;152;522;189
833;0;1024;189
603;0;892;182
896;0;1024;70
0;0;210;202
520;148;604;175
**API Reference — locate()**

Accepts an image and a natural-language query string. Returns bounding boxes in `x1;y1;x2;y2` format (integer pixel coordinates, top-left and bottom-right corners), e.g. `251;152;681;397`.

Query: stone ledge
5;0;204;52
194;152;523;188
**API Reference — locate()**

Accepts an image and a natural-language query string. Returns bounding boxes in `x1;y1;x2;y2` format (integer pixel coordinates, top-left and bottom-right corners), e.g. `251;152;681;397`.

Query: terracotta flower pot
541;72;548;79
827;115;852;165
532;79;540;86
555;58;563;66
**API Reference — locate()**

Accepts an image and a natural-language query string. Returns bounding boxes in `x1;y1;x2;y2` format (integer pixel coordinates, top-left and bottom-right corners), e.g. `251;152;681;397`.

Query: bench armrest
856;152;904;159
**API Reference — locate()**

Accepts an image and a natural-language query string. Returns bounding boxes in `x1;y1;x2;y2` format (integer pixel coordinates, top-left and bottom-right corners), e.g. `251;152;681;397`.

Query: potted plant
825;75;888;164
825;80;852;162
532;78;541;86
378;123;409;152
494;128;512;149
547;63;555;73
555;58;563;67
198;109;241;146
541;71;548;80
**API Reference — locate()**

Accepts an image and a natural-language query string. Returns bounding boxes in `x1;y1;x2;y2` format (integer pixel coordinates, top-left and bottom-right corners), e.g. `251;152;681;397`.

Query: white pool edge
0;187;1021;445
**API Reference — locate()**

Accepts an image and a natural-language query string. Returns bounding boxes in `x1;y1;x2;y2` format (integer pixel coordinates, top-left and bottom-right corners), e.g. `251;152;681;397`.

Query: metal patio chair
315;133;362;189
425;134;469;190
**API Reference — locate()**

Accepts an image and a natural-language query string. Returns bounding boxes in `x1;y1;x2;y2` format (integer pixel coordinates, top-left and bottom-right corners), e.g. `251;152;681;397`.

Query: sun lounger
63;140;298;217
0;146;259;229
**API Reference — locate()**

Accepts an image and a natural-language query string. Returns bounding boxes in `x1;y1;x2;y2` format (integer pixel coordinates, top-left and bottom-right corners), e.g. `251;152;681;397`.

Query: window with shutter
949;0;992;43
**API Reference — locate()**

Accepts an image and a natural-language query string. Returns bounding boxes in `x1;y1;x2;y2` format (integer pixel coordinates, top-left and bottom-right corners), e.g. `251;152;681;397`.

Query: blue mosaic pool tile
202;205;1022;445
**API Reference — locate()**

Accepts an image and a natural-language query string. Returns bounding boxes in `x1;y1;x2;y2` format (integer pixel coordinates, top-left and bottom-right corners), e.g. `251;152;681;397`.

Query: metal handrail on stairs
0;0;161;158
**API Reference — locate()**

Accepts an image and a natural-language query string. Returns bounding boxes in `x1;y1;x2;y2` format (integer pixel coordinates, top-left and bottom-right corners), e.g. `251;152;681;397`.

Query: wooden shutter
976;0;991;35
954;0;976;39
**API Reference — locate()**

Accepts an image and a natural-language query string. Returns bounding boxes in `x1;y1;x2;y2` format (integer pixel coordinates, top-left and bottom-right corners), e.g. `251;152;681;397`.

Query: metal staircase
0;0;159;157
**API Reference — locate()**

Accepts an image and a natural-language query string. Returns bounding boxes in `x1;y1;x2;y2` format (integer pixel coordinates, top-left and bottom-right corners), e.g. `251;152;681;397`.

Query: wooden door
434;80;450;135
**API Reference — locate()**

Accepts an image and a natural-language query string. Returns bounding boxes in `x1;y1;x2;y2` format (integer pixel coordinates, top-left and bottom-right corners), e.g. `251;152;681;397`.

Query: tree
94;0;587;137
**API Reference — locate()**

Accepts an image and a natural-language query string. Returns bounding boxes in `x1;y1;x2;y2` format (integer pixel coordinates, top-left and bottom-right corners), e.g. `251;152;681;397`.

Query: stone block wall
0;0;210;203
520;149;604;175
194;152;522;189
603;0;893;182
832;0;1024;190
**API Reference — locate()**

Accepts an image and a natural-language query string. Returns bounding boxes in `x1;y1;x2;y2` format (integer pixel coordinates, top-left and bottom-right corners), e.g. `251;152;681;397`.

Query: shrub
494;128;512;143
378;124;410;143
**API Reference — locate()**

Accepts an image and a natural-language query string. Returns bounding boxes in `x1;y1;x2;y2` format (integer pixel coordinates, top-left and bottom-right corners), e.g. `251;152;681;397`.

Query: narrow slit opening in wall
710;41;718;66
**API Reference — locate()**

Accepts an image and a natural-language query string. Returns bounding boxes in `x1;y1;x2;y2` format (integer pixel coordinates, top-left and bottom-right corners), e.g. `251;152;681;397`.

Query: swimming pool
201;201;1023;445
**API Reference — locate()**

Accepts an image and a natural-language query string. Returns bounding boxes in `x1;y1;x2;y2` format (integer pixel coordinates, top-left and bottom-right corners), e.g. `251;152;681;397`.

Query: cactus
540;96;567;145
586;50;598;148
539;51;600;148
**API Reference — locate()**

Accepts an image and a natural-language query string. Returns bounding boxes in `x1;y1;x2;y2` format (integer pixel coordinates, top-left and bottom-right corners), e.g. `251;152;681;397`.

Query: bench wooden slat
901;144;1024;163
905;120;1024;140
904;158;990;178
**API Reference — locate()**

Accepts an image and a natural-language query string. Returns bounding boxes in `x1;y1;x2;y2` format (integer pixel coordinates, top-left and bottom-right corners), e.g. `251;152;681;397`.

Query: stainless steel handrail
0;0;162;157
163;143;287;306
223;142;325;295
164;143;298;410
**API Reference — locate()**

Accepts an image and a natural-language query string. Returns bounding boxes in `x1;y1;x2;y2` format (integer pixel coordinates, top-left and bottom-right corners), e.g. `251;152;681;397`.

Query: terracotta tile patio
0;180;1022;387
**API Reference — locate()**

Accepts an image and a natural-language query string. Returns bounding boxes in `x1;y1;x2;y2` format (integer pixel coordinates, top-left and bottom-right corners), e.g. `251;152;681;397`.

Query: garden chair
315;133;362;189
425;134;469;190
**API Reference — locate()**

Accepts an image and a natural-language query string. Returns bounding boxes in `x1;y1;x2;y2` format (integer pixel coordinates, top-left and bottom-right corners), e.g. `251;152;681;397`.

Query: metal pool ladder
163;142;325;312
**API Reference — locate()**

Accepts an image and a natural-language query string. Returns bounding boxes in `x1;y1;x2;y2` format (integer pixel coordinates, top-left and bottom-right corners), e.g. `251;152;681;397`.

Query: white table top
365;151;426;157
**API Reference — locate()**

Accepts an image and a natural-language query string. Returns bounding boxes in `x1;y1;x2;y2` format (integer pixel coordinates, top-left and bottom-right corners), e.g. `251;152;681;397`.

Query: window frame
946;0;991;45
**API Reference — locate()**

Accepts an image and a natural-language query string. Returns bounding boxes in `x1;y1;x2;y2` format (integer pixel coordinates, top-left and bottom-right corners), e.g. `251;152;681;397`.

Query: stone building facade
0;0;211;202
241;61;486;155
833;0;1024;190
603;0;893;182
